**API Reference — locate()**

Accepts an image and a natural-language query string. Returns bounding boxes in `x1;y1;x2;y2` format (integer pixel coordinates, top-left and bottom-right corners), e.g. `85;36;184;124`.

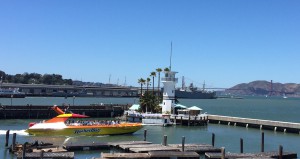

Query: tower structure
161;69;178;115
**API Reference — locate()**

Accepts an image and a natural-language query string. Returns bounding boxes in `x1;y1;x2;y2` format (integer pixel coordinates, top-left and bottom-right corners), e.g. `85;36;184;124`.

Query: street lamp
73;96;75;106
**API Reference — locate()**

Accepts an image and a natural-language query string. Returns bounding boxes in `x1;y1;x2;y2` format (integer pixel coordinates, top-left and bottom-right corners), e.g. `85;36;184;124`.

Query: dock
0;104;129;119
170;115;208;126
205;151;297;159
207;114;300;134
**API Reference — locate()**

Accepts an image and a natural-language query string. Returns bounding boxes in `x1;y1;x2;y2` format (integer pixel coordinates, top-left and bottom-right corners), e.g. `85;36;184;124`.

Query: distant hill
225;80;300;96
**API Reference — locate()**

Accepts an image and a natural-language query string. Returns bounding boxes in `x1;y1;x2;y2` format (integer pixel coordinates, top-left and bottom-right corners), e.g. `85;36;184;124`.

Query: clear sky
0;0;299;88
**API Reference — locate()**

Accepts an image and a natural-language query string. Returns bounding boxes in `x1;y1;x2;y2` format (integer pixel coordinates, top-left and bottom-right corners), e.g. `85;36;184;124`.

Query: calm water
0;96;300;159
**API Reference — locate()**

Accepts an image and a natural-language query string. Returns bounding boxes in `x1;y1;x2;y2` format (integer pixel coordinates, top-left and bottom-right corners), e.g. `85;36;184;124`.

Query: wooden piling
143;129;147;141
5;130;10;147
212;133;215;147
279;145;283;159
221;147;225;159
22;143;26;159
261;132;264;152
240;138;243;153
182;136;185;152
163;135;167;146
40;150;44;158
12;133;16;152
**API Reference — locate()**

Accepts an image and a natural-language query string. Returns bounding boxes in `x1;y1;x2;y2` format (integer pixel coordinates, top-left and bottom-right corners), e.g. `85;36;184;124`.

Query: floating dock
208;114;300;134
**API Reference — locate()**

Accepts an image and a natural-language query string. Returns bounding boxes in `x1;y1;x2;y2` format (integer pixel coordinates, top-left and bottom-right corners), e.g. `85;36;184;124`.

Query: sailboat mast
169;42;172;71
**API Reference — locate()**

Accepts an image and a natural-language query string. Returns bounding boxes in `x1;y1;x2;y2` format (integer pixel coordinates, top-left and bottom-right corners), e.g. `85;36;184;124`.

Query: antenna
169;42;172;71
109;74;111;84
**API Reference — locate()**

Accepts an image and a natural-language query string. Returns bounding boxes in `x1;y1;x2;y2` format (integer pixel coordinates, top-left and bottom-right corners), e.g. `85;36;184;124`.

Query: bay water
0;96;299;159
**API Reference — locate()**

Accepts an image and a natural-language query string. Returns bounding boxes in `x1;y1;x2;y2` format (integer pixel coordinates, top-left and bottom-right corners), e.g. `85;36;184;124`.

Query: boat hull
26;123;143;136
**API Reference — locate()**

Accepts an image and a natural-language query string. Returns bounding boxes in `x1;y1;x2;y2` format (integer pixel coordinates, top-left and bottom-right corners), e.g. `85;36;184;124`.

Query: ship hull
26;123;143;136
175;90;216;99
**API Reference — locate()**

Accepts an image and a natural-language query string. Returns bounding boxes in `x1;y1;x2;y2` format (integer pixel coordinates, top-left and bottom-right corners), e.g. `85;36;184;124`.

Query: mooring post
261;132;264;152
22;142;26;159
12;133;16;152
212;133;215;147
279;145;283;159
163;135;167;146
182;136;185;152
143;129;147;141
221;147;225;159
5;130;10;147
40;150;44;158
240;138;243;153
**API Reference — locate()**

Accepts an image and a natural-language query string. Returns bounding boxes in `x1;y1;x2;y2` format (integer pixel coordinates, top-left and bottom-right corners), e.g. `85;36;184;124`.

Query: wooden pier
207;114;300;134
0;104;129;119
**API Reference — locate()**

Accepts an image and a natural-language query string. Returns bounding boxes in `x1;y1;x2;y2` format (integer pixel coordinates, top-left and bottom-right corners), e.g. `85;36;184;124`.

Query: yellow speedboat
26;106;143;136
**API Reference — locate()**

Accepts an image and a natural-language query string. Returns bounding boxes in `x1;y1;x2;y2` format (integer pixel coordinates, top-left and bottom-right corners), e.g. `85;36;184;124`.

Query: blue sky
0;0;299;88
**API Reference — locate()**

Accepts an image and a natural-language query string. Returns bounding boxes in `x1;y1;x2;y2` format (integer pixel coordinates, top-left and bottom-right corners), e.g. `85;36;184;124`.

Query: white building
161;69;178;115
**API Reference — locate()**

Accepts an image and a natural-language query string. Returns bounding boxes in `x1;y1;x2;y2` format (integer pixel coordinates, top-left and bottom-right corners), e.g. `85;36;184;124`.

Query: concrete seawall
207;114;300;134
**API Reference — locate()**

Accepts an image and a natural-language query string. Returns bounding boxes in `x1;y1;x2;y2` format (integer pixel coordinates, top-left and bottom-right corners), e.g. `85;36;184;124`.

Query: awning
174;104;187;108
129;104;140;110
187;106;203;111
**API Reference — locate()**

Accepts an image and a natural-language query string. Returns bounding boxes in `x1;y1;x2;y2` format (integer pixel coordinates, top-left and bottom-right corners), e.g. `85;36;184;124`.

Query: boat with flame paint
26;106;143;136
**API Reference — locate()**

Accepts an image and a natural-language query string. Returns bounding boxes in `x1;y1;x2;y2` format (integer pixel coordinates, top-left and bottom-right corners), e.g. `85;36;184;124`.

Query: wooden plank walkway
169;144;221;154
17;152;74;159
205;151;297;159
99;151;200;159
108;141;152;147
63;141;152;151
208;114;300;133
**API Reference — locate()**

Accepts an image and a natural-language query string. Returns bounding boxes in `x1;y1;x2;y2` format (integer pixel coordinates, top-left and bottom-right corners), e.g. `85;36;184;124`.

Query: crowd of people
65;119;121;126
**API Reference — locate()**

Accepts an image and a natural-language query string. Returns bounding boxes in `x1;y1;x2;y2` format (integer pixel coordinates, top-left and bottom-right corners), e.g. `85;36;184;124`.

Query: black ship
175;77;216;99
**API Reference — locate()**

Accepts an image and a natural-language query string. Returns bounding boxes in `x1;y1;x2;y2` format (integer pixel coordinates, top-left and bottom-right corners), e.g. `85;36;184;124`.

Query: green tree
139;91;160;113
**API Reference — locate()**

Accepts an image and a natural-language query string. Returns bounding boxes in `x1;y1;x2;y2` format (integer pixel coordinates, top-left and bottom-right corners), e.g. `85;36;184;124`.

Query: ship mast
169;42;172;71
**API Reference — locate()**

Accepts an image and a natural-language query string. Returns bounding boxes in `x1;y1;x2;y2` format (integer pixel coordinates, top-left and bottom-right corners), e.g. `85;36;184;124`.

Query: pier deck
205;151;297;159
208;115;300;134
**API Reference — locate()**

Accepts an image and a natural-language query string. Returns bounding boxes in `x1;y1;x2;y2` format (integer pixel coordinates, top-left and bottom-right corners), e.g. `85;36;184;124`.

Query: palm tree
146;78;151;93
156;68;162;94
138;78;145;98
164;67;170;72
150;72;156;95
